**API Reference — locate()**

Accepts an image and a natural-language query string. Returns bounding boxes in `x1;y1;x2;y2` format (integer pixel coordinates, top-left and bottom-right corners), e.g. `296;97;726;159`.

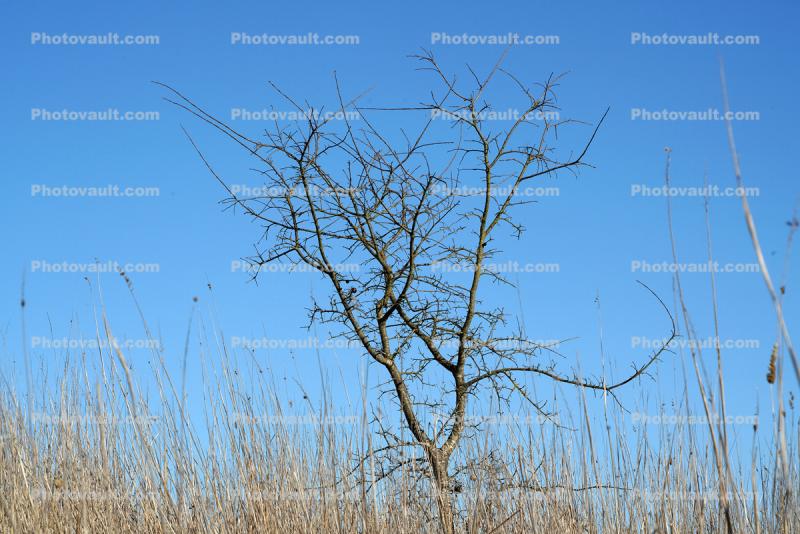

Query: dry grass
0;306;797;534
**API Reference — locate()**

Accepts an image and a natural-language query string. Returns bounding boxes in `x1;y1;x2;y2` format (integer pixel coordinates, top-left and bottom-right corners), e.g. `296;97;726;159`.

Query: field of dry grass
0;307;797;533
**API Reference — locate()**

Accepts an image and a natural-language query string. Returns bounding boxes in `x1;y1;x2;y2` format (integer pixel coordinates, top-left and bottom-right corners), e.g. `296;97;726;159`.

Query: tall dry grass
0;298;797;533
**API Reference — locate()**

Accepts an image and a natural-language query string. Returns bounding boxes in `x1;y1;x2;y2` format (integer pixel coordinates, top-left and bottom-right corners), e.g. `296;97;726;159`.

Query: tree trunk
429;449;455;534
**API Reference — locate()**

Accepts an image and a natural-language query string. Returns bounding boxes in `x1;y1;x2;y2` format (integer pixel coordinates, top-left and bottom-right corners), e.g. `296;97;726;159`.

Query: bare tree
159;51;675;533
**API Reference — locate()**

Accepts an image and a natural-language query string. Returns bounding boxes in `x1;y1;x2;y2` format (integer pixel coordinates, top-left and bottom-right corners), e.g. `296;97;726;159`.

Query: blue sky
1;0;798;455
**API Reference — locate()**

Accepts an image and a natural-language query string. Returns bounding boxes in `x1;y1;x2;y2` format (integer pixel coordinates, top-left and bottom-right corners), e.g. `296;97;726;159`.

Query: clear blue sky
1;0;797;453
